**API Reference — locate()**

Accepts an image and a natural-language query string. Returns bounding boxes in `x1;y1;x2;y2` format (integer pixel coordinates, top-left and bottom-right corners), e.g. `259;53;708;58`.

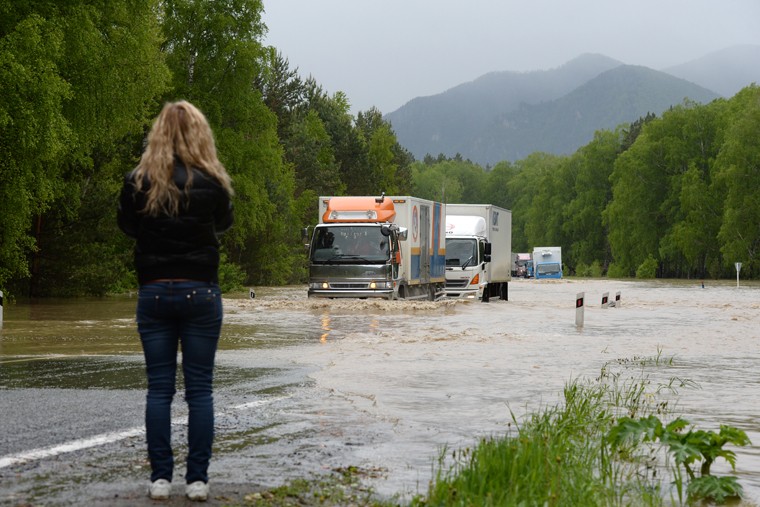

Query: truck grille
330;282;369;289
446;280;470;289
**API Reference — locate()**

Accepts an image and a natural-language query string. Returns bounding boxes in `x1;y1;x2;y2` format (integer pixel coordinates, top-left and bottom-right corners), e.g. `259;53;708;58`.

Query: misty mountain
385;49;753;165
386;53;622;164
474;65;719;164
663;44;760;98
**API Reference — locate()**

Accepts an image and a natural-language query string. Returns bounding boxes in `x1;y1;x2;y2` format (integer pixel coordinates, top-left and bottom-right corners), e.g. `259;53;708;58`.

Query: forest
2;0;759;297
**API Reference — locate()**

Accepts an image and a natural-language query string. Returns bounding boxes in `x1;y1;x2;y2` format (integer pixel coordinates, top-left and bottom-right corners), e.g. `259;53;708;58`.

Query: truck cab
533;247;563;279
307;196;402;299
445;215;491;299
306;195;445;300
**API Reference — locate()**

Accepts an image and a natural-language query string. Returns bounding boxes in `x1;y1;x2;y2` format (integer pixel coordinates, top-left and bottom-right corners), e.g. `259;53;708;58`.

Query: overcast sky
262;1;760;115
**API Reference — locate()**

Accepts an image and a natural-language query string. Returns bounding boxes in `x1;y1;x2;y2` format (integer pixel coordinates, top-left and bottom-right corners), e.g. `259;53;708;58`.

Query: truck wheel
398;285;406;300
500;283;509;300
428;285;436;301
482;284;490;303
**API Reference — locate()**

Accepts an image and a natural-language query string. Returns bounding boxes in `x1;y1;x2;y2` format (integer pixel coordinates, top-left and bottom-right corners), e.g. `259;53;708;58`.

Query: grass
408;378;658;507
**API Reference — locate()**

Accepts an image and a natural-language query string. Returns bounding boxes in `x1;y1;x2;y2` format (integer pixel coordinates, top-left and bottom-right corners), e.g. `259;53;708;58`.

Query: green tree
605;137;663;276
656;101;725;278
411;162;463;203
161;0;299;284
606;100;729;278
482;160;517;211
0;10;71;288
410;157;487;204
1;1;169;295
715;86;760;277
563;129;622;272
521;153;570;251
306;84;367;198
286;109;343;197
256;51;306;139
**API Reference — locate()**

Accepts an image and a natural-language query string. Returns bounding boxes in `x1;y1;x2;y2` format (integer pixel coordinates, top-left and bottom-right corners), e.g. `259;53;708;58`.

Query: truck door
419;205;430;282
480;240;489;282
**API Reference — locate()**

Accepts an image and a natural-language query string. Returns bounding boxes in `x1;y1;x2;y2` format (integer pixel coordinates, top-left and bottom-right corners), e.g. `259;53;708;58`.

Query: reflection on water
0;354;277;390
2;281;760;504
320;313;331;343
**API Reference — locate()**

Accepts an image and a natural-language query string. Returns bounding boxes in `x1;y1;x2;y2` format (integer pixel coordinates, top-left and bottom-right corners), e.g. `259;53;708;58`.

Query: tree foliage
2;2;760;295
1;0;169;295
0;0;416;295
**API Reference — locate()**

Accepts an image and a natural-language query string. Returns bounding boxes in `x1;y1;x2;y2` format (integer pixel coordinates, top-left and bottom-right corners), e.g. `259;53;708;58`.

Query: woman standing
118;101;233;501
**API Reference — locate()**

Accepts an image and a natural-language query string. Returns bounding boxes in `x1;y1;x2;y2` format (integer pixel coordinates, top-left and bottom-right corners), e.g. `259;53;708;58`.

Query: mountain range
385;45;760;166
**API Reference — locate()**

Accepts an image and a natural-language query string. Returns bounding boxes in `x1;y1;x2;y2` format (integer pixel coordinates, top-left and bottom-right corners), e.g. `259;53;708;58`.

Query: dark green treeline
1;1;759;297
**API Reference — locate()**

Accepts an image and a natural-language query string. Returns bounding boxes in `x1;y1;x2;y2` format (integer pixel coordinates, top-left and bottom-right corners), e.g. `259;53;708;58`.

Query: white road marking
0;395;290;469
0;427;145;469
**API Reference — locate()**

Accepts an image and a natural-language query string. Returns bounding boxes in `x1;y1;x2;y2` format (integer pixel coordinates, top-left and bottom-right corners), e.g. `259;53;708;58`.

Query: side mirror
397;227;408;241
484;254;491;263
380;224;392;236
484;242;492;255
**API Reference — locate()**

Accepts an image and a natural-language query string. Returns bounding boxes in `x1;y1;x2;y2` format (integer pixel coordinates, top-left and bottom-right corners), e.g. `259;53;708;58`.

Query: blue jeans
136;281;223;484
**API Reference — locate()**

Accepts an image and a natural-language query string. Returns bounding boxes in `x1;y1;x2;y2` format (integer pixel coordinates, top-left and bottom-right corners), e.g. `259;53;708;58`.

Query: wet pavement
1;280;759;505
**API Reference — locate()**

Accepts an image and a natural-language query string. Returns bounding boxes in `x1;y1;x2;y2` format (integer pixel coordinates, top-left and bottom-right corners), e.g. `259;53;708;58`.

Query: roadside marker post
601;292;609;309
575;292;584;328
249;288;256;299
615;291;621;308
735;262;742;288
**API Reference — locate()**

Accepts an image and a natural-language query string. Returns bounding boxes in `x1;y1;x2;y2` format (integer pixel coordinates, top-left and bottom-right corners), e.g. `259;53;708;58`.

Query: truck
444;204;512;301
532;246;563;279
512;252;533;278
305;194;446;300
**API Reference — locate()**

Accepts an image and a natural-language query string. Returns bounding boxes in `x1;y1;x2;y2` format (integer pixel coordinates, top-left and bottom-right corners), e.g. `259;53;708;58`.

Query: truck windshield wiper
461;255;474;269
339;254;373;262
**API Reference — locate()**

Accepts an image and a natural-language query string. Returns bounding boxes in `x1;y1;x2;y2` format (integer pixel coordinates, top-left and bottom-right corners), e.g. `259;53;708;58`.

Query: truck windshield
537;263;561;275
311;226;390;264
445;238;477;267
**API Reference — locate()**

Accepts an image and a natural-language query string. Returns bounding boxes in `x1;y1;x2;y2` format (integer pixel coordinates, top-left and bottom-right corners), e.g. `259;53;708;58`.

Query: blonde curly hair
134;100;233;216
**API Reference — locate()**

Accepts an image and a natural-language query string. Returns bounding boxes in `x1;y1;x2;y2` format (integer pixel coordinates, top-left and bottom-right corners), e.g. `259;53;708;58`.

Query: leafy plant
608;415;751;504
635;255;658;279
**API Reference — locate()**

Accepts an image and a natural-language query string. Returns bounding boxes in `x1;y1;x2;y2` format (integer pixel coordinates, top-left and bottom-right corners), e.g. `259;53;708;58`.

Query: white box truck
305;195;446;300
533;246;562;279
444;204;512;301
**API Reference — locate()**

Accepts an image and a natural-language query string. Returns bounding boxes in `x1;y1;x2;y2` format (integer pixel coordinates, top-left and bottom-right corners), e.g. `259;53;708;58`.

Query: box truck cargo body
306;195;446;300
444;204;512;301
533;246;562;279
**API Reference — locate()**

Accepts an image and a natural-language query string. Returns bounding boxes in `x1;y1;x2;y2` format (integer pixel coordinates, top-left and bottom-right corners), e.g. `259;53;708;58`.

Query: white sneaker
148;478;171;499
186;481;209;501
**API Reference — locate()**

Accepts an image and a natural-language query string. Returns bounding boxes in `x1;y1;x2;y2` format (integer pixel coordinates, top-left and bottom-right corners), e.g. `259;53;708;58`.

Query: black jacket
117;163;233;285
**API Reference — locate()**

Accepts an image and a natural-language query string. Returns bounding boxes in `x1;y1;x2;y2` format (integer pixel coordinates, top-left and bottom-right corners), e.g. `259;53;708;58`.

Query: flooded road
1;279;759;505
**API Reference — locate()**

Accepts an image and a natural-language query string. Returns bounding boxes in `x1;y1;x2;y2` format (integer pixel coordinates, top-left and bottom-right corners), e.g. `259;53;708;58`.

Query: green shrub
607;262;630;278
636;255;658;279
218;252;247;292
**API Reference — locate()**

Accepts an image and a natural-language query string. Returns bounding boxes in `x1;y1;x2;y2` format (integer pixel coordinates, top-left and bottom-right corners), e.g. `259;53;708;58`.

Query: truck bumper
308;288;394;299
444;289;479;299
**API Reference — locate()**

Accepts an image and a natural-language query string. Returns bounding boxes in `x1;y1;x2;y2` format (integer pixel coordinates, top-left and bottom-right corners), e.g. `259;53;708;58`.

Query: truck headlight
309;282;329;290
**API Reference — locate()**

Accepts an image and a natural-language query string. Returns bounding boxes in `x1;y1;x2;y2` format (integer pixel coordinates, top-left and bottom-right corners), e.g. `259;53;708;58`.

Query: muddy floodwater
1;278;759;505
